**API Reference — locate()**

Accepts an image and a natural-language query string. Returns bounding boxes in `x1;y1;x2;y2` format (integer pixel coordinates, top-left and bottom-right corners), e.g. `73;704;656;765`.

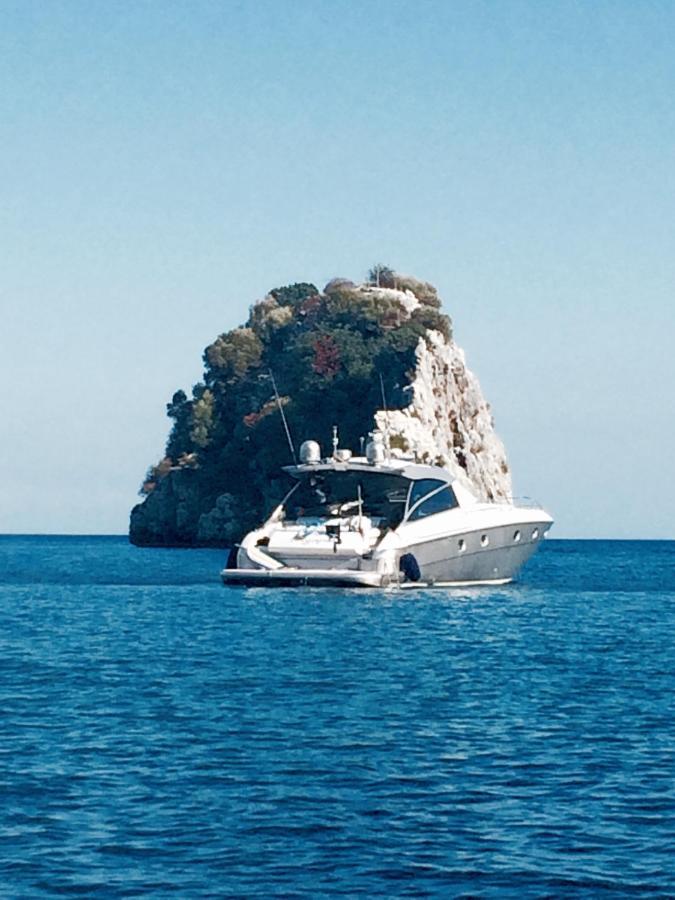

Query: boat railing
500;495;544;510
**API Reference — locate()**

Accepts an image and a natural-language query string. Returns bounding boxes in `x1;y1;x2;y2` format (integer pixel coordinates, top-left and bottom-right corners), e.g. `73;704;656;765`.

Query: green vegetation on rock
130;270;452;547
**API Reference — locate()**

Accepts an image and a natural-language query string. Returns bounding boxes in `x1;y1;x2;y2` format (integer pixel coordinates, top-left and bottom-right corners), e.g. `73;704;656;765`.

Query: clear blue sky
2;0;674;538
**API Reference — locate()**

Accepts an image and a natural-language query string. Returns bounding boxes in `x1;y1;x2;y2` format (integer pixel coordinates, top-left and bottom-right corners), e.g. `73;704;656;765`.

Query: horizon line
0;534;672;543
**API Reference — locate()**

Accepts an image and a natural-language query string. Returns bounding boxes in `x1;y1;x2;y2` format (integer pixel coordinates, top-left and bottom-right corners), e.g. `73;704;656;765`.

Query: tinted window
408;479;446;508
288;471;411;524
408;486;458;521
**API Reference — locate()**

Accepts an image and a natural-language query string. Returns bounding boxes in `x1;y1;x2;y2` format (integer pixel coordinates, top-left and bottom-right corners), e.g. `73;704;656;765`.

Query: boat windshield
286;470;411;526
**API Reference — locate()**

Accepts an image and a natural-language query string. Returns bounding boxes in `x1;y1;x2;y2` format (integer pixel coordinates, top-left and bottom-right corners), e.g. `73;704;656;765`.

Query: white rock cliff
375;328;512;503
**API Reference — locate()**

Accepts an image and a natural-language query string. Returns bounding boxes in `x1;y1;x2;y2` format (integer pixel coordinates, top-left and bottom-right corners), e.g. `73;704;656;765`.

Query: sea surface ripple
0;536;674;897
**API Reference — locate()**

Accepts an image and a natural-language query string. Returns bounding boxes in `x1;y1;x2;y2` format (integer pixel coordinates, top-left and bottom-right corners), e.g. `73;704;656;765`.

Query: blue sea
1;536;674;898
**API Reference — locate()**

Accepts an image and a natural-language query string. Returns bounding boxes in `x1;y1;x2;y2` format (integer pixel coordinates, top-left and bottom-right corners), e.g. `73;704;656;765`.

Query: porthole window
532;528;539;540
513;530;521;542
458;538;466;552
481;534;489;547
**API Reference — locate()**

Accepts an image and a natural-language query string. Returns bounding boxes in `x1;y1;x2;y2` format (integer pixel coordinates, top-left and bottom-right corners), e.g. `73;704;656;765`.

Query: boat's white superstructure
221;434;552;589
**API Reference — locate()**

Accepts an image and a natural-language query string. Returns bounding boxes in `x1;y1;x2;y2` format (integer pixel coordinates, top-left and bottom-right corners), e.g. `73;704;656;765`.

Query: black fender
399;553;421;582
225;545;239;570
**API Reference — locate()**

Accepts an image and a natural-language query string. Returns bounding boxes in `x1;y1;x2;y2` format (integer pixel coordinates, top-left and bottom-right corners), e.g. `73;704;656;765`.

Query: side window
408;479;446;509
408;486;458;521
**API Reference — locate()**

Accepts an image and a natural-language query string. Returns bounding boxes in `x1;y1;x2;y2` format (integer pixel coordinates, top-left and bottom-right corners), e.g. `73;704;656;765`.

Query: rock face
375;331;511;501
129;467;202;547
129;478;243;547
129;270;511;547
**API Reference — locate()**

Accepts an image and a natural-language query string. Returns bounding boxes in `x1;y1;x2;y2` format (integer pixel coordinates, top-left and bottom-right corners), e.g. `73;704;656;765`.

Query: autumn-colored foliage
243;411;261;428
311;334;341;378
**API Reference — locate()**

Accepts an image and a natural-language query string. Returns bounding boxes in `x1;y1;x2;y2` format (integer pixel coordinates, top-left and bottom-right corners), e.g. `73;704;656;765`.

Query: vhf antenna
379;372;390;457
269;369;297;465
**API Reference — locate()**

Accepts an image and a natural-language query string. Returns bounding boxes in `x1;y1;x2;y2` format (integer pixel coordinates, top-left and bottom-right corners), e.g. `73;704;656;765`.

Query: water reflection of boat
221;432;552;589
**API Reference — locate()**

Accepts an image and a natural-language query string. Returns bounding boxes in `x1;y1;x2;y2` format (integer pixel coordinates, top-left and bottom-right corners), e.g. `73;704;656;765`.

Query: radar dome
299;440;321;464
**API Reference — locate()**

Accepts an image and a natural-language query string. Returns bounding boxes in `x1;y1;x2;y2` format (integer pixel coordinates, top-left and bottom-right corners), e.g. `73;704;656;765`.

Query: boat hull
396;519;548;585
220;568;514;589
221;518;550;588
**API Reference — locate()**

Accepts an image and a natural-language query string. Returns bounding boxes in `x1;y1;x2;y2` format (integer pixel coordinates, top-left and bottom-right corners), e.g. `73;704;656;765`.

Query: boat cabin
281;463;461;530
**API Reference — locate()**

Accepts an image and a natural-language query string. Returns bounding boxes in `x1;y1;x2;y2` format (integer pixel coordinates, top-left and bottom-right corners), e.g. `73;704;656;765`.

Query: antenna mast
379;372;390;458
269;369;297;465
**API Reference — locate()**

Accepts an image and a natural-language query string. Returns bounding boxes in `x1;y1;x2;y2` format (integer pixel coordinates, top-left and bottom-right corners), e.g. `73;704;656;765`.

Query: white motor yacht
221;432;552;589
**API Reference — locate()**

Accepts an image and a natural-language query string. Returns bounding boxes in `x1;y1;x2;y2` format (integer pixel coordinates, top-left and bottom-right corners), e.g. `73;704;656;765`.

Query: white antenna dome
366;431;386;465
299;440;321;464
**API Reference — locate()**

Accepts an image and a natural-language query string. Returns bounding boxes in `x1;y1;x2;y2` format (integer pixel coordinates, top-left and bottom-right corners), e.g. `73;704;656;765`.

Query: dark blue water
1;537;674;898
